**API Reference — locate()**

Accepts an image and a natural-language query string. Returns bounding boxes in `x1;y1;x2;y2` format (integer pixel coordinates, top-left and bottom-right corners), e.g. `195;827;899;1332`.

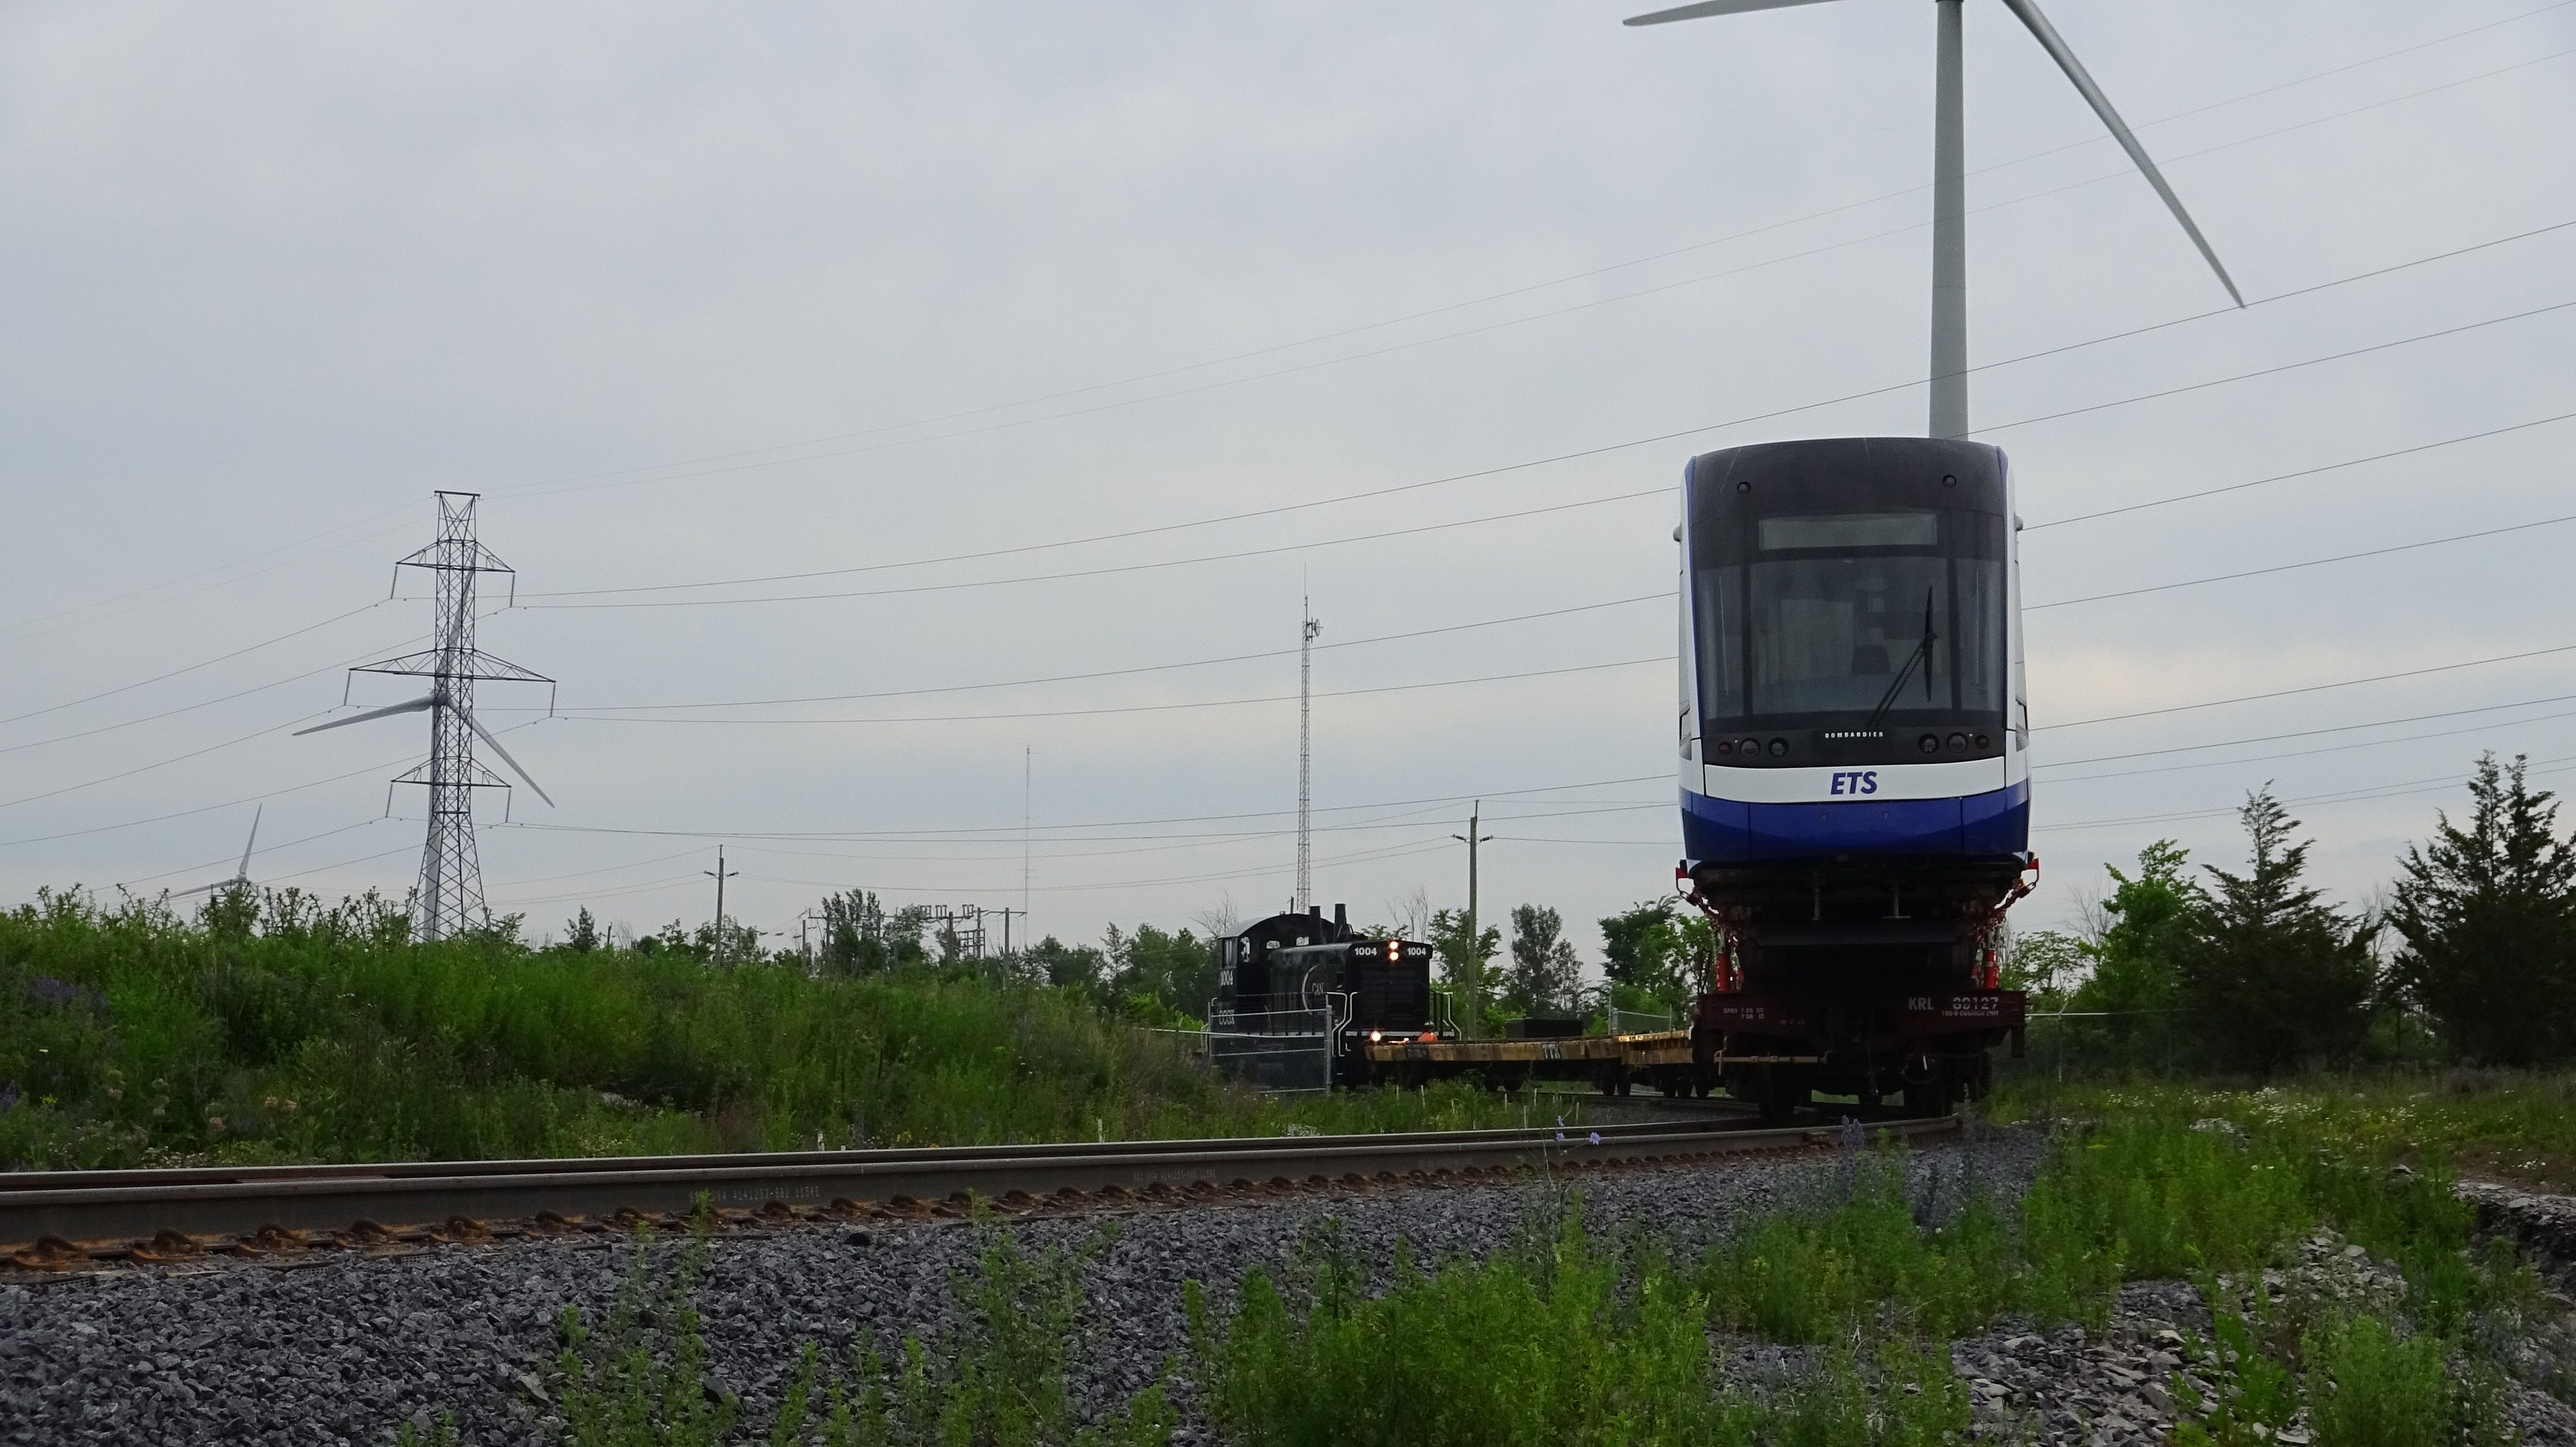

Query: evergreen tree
2173;788;2377;1071
1504;904;1583;1016
2387;753;2576;1064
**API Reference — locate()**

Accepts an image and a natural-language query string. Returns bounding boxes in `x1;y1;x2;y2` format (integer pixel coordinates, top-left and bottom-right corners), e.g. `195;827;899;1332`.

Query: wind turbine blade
467;714;554;808
291;695;436;736
1996;0;2243;306
236;805;262;882
1625;0;1841;25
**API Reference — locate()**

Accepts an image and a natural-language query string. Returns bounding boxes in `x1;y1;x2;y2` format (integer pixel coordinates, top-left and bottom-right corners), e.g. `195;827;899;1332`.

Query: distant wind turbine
1625;0;2243;438
177;806;263;898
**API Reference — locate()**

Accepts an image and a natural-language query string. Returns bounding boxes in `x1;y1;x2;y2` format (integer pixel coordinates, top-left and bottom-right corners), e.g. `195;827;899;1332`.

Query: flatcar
1677;437;2032;1118
1212;904;1448;1088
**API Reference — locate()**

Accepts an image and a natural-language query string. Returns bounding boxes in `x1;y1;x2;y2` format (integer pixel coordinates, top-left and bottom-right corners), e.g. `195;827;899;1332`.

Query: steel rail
1;1112;1952;1256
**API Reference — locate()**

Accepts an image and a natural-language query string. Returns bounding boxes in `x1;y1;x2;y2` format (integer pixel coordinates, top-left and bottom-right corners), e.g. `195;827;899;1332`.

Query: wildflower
281;1098;297;1114
106;1087;123;1101
206;1116;224;1134
263;1096;278;1110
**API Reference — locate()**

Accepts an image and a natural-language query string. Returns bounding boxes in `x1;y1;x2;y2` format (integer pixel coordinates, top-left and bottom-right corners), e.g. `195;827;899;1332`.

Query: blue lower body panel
1684;781;2028;862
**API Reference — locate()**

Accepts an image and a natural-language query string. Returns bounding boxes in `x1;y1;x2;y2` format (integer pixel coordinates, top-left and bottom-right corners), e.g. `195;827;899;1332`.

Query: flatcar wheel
1757;1068;1808;1126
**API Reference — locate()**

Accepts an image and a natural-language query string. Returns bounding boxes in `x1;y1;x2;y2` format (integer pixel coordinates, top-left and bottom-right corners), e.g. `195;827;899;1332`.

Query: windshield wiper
1865;588;1939;730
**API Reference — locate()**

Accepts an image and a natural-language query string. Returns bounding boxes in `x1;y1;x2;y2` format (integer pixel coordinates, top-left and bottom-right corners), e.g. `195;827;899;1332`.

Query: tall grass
1996;1071;2576;1193
0;888;1539;1169
1701;1156;2012;1342
1185;1214;1972;1447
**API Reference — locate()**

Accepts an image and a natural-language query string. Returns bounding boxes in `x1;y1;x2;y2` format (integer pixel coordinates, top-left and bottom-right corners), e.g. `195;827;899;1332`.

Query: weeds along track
0;1110;1953;1273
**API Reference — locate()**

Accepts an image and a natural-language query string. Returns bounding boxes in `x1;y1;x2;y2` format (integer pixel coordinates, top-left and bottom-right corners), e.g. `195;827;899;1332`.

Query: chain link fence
1997;1008;2183;1083
1200;1007;1334;1093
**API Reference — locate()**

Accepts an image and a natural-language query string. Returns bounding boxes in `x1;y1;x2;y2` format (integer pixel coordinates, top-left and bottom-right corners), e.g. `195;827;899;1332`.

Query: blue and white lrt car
1673;437;2034;1118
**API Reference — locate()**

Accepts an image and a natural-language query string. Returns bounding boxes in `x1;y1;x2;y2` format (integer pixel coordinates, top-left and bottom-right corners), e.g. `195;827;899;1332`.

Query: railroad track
1;1112;1954;1271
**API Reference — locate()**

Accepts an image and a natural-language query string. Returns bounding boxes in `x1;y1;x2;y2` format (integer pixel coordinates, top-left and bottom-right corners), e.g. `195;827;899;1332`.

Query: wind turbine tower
1627;0;2241;437
298;492;554;941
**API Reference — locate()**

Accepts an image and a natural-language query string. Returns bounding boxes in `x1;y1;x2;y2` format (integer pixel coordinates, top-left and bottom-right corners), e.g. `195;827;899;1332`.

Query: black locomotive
1212;904;1448;1087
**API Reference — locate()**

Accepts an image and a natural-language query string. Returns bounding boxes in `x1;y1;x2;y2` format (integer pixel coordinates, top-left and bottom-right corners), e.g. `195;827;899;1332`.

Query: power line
524;256;2576;613
490;772;1669;844
0;722;538;853
506;33;2576;506
730;835;1468;900
569;591;1668;712
2029;510;2576;611
2034;748;2576;835
1979;296;2576;438
0;604;384;728
0;710;334;814
557;656;1662;728
2039;691;2576;770
0;629;434;757
2041;703;2576;786
0;505;424;648
536;502;2576;731
2026;410;2576;530
117;818;382;891
2047;641;2576;731
554;487;2576;724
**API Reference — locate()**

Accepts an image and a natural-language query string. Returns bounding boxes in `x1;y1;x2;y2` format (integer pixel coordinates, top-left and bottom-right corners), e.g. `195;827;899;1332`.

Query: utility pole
1296;599;1322;912
705;847;740;966
1022;746;1033;943
1451;801;1495;1037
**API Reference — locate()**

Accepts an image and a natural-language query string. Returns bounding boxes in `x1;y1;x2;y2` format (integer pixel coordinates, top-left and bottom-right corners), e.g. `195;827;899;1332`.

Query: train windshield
1694;507;2005;730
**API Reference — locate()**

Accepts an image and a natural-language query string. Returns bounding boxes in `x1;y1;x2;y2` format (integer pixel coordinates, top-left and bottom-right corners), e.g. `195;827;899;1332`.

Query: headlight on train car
1739;737;1759;757
1948;733;1969;751
1974;732;1991;749
1919;734;1939;754
1766;738;1787;758
1385;940;1400;961
1715;740;1733;756
1368;1030;1382;1043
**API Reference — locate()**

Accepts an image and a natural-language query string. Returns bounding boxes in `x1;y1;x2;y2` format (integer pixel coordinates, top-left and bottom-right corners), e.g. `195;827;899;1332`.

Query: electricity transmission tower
1295;599;1322;913
298;492;554;942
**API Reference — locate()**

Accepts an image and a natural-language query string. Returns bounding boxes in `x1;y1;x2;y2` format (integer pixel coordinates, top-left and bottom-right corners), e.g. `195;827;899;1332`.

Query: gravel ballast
2;1130;2037;1445
8;1124;2576;1445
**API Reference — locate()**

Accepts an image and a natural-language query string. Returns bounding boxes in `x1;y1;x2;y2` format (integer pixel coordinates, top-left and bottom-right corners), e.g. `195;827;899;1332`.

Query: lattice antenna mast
1295;598;1322;913
297;492;555;942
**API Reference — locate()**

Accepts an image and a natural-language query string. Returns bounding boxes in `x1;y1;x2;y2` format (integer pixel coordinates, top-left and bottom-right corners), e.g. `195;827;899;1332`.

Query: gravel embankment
1;1129;2042;1445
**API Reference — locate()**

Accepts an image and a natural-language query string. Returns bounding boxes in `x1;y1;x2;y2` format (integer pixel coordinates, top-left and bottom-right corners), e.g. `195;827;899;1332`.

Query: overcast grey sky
2;1;2572;966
